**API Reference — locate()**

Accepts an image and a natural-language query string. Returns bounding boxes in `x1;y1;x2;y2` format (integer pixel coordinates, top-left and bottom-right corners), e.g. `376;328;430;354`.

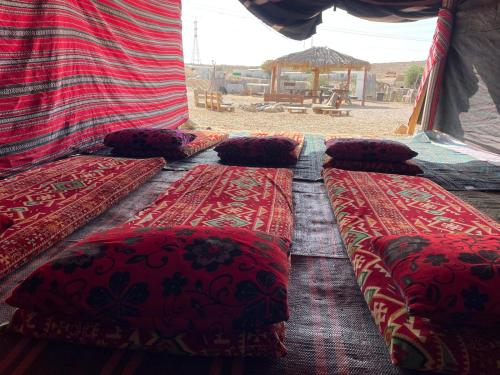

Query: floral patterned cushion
214;136;299;166
323;158;423;175
325;138;418;162
0;214;13;232
104;128;196;157
372;234;500;324
7;226;290;335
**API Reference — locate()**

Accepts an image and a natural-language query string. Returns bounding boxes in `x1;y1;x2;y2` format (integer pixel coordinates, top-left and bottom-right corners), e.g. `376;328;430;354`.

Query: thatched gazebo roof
272;46;370;72
267;46;371;105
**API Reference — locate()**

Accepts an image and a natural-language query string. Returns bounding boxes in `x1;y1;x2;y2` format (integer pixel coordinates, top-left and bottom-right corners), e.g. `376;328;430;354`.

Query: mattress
0;156;165;279
7;310;286;358
178;130;229;159
323;168;500;374
3;163;294;358
127;164;295;243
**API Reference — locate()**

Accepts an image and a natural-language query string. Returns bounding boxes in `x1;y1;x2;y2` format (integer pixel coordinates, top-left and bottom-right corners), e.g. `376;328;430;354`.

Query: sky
181;0;437;66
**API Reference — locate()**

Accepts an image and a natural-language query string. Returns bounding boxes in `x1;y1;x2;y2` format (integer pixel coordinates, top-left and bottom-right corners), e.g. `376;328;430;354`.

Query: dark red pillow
372;234;500;325
325;138;418;162
7;226;290;335
214;136;298;166
110;146;187;160
323;158;423;175
0;214;13;232
104;128;196;157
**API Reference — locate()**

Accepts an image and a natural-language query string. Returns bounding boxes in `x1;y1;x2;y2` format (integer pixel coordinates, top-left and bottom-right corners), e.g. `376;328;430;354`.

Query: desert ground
184;89;413;137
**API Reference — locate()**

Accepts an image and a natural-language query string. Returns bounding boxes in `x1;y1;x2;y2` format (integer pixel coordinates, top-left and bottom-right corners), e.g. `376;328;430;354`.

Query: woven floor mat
244;256;407;375
291;182;346;258
293;134;325;182
417;160;500;191
0;256;408;375
452;190;500;222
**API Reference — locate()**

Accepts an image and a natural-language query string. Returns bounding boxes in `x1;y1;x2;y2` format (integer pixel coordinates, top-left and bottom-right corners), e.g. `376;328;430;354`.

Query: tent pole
312;68;320;103
407;85;426;135
270;66;277;94
361;67;367;106
420;64;440;131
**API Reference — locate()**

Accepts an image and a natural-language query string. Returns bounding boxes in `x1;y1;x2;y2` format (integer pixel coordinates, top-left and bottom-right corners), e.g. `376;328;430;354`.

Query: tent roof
271;46;370;72
239;0;441;40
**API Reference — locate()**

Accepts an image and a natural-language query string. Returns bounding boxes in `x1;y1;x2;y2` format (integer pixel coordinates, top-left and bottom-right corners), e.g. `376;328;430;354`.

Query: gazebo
268;46;370;105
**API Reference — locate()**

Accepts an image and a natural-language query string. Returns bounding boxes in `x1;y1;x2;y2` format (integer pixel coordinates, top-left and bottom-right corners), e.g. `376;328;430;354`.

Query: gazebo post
277;65;282;93
346;68;352;92
312;68;320;103
270;65;277;94
361;66;368;106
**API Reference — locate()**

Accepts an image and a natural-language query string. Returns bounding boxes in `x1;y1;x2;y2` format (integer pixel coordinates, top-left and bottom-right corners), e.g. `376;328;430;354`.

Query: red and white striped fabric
0;0;188;177
411;6;454;131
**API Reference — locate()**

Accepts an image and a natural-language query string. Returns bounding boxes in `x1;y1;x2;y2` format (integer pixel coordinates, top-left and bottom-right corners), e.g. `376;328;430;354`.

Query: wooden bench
264;93;304;105
205;92;235;112
321;108;351;117
193;90;207;108
285;106;308;114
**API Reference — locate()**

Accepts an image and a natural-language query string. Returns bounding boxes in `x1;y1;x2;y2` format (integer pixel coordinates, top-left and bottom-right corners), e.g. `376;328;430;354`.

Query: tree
261;60;274;73
404;65;424;88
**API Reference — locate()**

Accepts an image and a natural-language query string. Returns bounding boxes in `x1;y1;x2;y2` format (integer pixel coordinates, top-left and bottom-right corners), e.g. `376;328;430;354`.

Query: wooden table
285;106;308;114
321;108;350;117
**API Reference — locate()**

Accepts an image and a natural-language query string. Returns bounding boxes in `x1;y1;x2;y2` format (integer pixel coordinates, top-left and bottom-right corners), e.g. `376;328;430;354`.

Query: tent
268;46;370;104
240;0;500;154
0;2;499;374
0;1;188;177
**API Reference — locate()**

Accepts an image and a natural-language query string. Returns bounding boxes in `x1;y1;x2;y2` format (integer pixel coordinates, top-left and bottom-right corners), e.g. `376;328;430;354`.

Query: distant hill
371;61;425;80
187;62;425;77
186;61;427;87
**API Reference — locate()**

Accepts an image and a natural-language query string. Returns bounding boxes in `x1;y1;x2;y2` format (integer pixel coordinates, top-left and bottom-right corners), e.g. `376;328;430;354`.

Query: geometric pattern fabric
0;156;165;279
127;164;294;244
323;168;500;373
178;131;229;159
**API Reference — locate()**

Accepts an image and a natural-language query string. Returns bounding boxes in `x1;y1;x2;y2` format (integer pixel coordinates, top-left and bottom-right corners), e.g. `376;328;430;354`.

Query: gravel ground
184;89;413;137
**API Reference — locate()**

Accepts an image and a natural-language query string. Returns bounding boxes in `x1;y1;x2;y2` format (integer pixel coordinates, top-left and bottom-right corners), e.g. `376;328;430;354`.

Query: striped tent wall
0;0;188;177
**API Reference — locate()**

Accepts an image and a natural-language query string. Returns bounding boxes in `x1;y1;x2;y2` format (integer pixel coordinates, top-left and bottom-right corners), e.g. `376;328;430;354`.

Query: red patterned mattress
127;164;294;243
8;310;286;358
250;132;305;159
179;130;228;159
0;156;165;280
323;168;500;374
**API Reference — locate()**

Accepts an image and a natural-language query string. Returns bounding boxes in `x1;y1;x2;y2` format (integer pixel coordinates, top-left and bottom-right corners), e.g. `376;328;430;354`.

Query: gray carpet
416;160;500;191
291;182;346;258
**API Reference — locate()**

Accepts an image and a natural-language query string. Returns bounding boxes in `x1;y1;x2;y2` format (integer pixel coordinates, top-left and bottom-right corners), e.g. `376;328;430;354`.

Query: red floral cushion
111;145;188;160
325;138;418;162
0;214;13;232
372;234;500;324
104;128;196;157
214;136;299;166
323;158;423;175
7;226;290;335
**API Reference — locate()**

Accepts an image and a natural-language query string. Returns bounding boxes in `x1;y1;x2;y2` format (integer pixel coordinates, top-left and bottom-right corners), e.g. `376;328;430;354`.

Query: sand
184;89;413;137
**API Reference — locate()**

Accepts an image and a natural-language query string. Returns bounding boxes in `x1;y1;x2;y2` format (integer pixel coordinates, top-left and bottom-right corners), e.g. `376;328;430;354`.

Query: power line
317;25;431;42
184;7;432;43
